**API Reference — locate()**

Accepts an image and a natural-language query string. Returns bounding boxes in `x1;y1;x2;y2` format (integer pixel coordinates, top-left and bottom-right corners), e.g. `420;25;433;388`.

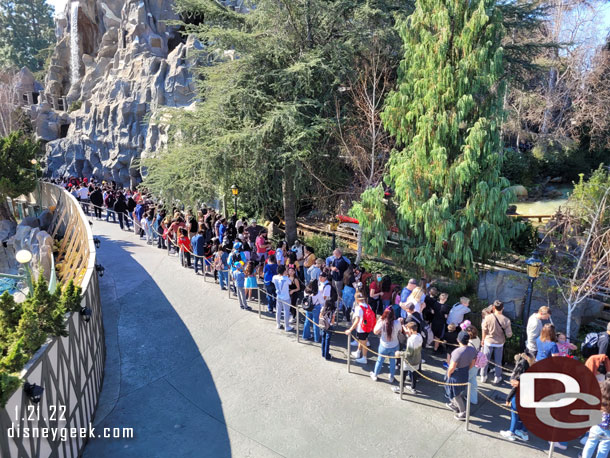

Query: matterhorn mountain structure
31;0;242;186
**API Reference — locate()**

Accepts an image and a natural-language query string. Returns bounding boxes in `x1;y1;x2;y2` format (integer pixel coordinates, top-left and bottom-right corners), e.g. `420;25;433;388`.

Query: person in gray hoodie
446;297;471;326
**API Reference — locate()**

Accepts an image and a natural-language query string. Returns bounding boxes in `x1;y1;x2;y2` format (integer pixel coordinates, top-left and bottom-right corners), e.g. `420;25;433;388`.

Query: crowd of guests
50;176;610;456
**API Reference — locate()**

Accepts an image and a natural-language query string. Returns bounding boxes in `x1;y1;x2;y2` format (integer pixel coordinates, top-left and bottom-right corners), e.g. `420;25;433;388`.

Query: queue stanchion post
258;286;262;319
347;332;351;373
296;307;300;343
399;354;405;402
465;382;472;431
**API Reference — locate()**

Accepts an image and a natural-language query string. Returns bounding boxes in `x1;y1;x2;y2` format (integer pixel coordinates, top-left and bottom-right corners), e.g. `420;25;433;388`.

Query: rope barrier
83;200;520;396
79;200;553;449
432;338;514;373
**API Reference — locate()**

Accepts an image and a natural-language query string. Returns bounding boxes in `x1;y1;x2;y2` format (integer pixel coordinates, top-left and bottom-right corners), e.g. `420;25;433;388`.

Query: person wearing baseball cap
445;330;477;421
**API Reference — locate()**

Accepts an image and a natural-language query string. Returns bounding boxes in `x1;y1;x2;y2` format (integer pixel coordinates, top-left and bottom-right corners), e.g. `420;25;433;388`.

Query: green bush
0;279;82;406
501;148;540;187
303;234;345;261
509;219;539;255
0;372;21;407
68;100;82;112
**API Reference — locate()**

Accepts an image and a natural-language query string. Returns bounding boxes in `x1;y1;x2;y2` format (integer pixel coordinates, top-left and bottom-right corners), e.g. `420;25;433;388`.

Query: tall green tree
353;0;520;276
0;0;55;72
0;131;38;220
142;0;411;242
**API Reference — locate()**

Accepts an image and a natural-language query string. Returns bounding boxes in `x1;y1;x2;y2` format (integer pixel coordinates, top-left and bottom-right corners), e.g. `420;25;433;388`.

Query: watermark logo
517;357;602;441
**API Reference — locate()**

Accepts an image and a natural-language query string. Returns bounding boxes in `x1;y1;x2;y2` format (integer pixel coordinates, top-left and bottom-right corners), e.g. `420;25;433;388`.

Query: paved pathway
83;219;578;458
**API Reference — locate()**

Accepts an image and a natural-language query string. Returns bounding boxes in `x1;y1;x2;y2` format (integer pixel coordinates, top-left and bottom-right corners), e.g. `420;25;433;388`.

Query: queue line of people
49;176;610;456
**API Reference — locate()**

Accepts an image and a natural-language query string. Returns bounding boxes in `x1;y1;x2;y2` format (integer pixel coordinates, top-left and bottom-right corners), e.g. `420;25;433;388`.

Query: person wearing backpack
480;300;513;385
345;292;375;364
592;323;610;359
319;299;336;361
303;272;332;343
370;307;401;383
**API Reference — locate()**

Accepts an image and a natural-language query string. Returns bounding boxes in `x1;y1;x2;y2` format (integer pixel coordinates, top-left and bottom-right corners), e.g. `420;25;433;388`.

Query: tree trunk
282;163;297;245
566;303;573;341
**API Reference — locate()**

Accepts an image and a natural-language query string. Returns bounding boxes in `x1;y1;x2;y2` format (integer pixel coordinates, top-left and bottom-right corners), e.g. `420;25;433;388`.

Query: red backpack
360;304;376;333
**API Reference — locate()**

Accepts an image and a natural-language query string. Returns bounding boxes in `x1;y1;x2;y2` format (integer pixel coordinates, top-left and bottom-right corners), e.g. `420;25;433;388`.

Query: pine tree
143;0;412;242
354;0;520;277
0;0;55;72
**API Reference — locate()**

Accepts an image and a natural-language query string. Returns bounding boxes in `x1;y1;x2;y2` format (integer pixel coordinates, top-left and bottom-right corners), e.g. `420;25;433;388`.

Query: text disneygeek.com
7;423;134;441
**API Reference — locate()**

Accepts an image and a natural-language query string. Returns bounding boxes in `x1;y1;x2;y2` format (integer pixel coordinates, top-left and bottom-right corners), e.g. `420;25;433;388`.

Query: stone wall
37;0;200;187
478;268;606;336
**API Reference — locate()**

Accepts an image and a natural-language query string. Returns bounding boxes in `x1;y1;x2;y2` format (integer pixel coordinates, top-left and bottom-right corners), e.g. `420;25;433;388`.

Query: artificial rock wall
36;0;201;187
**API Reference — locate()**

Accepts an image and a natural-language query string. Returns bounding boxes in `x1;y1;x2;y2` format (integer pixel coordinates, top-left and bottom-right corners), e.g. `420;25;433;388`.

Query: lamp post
31;159;42;214
231;184;239;216
521;252;543;350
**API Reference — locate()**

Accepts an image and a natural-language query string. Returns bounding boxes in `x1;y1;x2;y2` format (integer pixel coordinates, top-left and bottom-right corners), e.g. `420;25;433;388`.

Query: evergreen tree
0;131;39;220
143;0;411;242
0;0;55;72
353;0;520;276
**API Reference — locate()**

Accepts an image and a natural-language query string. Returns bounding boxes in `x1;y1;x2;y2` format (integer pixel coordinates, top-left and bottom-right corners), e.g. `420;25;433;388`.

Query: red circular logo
517;357;601;441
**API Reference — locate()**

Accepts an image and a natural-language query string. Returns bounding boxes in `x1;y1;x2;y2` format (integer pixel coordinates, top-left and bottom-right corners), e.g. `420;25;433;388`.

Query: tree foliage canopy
0;130;38;200
0;0;55;72
142;0;412;237
352;0;520;276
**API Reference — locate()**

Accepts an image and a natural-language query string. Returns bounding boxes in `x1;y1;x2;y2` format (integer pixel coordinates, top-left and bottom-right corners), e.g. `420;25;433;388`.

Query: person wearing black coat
89;187;104;219
114;195;131;230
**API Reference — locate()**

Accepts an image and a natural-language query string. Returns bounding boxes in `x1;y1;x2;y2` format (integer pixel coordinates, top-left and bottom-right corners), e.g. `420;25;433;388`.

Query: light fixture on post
80;306;92;323
30;159;42;213
231;184;239;216
23;382;44;403
95;264;105;277
521;252;543;349
15;249;34;294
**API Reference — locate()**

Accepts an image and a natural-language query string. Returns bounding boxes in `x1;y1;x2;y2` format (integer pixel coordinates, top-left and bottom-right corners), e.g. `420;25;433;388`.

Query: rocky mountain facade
33;0;205;187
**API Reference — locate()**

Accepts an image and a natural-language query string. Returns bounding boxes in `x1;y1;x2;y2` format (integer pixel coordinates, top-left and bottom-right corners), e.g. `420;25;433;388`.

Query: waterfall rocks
38;0;205;187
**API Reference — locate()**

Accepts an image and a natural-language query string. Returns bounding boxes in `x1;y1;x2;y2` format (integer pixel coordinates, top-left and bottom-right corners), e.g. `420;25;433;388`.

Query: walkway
83;219;575;458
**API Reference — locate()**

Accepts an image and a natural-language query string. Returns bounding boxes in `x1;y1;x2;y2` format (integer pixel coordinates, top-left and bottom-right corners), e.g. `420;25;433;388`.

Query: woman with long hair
342;267;356;319
370;307;401;383
244;261;257;301
288;266;301;324
535;324;559;361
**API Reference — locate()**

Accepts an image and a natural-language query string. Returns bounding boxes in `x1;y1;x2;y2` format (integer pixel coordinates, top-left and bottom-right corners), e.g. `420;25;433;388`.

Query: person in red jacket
177;228;192;268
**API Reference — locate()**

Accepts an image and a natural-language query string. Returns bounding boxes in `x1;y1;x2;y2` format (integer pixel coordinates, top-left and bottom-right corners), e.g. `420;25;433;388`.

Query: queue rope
85;201;508;391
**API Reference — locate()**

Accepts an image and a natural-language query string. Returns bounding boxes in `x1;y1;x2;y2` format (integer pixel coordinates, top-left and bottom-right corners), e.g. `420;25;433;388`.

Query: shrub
0;373;21;407
0;279;82;406
68;100;82;112
509;219;539;255
303;234;345;261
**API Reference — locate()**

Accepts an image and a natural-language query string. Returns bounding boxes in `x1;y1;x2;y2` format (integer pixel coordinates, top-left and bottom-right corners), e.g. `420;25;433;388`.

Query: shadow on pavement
83;235;231;458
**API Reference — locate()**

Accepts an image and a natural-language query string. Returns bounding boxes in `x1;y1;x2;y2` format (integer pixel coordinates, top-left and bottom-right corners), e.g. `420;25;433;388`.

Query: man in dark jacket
89;187;104;219
114;194;130;230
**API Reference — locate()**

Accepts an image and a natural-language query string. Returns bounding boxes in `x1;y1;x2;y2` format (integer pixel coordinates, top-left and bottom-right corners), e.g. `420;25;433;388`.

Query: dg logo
517;357;602;441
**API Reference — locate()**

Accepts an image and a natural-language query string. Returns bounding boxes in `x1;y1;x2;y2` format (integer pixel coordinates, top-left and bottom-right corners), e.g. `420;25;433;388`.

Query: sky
48;0;68;15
